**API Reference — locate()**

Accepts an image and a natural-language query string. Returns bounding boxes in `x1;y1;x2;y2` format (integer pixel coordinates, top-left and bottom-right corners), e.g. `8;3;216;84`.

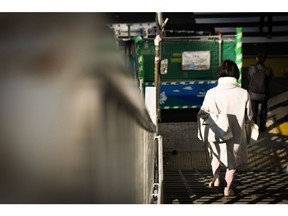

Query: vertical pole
218;35;222;66
236;27;243;85
153;15;162;201
127;24;131;37
154;43;160;134
154;12;163;135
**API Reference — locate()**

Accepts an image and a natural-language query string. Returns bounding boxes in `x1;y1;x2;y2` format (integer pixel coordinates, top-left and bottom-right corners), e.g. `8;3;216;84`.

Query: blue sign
146;81;217;109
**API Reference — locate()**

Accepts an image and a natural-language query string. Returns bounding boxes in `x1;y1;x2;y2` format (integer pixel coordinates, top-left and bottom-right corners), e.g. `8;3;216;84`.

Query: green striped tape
145;80;217;86
132;35;145;95
235;27;243;84
163;105;200;109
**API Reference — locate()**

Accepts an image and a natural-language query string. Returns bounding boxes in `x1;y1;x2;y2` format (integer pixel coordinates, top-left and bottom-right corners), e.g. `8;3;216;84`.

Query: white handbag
198;89;233;143
245;120;259;142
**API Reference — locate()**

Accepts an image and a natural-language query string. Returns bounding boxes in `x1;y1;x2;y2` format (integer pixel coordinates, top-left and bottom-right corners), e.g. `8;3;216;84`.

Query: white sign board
145;87;157;125
182;51;211;70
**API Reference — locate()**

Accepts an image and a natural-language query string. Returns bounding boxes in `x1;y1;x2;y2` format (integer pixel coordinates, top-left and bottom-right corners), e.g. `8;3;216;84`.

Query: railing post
153;135;163;204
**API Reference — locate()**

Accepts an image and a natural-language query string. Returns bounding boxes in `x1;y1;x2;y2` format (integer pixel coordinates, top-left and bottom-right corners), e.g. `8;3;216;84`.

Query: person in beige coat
198;60;253;196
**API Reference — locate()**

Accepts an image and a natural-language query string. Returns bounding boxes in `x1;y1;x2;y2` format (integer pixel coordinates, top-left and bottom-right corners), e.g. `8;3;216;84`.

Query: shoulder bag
198;89;233;143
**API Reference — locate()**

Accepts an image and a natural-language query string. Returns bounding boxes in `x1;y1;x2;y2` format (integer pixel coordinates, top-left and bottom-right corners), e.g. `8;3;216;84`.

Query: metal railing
0;53;161;204
0;13;162;203
90;64;159;204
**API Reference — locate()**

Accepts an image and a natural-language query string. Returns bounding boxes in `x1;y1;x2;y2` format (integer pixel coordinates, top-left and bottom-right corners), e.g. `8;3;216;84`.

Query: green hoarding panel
222;40;236;62
140;38;236;82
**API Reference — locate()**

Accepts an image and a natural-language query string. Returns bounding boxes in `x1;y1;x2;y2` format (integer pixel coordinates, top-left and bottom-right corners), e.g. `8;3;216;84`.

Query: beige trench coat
198;77;253;169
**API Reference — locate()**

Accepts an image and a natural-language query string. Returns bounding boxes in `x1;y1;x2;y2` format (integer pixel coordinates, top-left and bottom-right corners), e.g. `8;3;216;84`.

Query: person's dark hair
256;53;266;64
217;60;240;80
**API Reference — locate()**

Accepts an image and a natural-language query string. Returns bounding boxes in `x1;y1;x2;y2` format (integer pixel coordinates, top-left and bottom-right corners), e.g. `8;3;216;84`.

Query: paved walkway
164;170;288;204
159;89;288;204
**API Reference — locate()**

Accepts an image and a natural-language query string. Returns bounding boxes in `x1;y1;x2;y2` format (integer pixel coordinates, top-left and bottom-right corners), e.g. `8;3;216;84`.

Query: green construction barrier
222;40;236;63
140;38;236;82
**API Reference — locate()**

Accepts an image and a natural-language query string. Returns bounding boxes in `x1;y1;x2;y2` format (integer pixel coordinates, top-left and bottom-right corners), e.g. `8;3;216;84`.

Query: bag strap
213;88;221;114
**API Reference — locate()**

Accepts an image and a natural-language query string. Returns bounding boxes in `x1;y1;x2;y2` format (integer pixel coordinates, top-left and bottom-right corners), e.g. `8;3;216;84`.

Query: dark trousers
251;99;268;131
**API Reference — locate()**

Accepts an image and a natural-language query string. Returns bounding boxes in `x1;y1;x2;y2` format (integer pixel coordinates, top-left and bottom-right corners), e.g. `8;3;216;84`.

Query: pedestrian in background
248;53;273;132
198;60;253;196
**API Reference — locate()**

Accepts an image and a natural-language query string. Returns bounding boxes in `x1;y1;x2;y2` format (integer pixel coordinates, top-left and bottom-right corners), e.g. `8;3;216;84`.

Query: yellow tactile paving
267;91;288;135
279;122;288;136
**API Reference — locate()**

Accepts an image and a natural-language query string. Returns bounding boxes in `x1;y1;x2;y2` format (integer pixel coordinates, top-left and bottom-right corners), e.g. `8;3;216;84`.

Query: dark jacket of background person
248;53;273;131
248;62;273;101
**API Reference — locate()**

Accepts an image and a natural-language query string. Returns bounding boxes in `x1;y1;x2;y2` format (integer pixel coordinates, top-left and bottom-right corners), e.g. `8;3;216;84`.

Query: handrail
97;70;156;133
0;13;160;204
82;48;159;203
0;34;158;204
